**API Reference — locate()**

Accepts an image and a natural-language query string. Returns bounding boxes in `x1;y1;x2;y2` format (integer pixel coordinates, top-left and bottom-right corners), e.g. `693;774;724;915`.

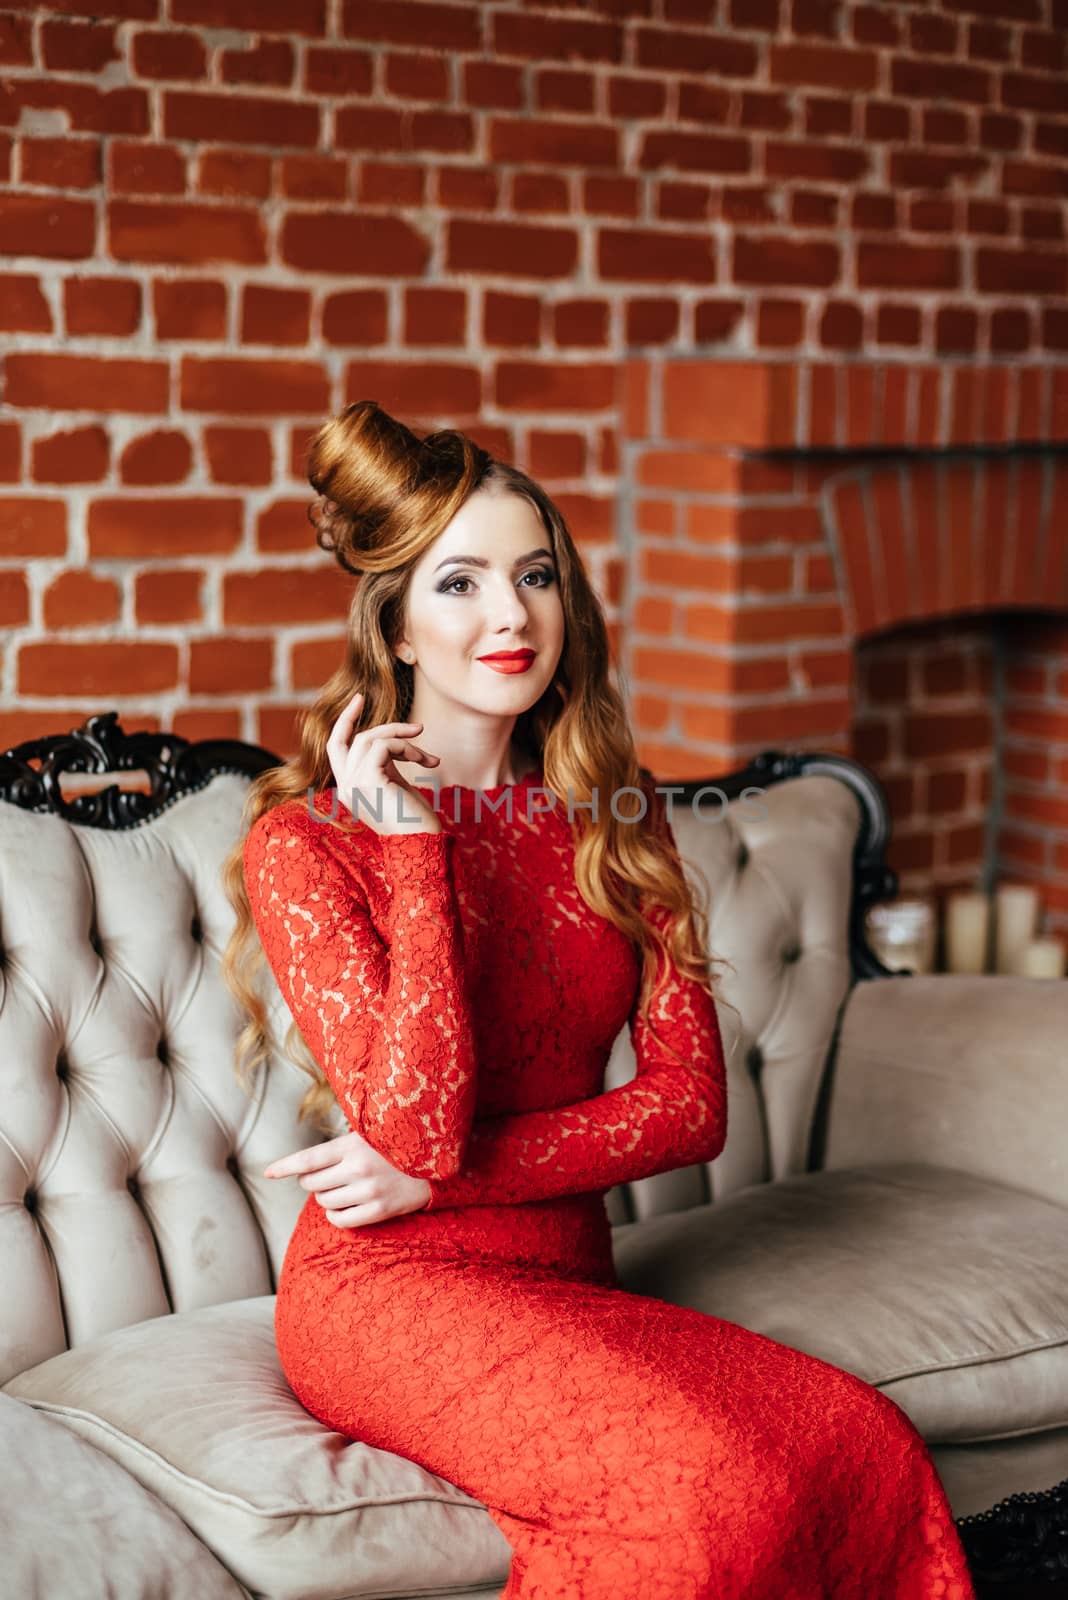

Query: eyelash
437;566;556;596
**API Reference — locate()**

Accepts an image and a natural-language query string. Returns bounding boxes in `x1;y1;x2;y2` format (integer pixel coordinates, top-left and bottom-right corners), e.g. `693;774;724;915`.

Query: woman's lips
478;653;536;674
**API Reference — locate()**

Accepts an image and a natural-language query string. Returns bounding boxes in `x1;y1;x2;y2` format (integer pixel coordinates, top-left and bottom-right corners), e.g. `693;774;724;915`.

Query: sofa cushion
612;1161;1068;1445
0;1389;247;1600
4;1296;511;1600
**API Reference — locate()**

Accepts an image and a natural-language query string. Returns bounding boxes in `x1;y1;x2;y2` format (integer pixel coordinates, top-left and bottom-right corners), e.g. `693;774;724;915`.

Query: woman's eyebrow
433;547;554;572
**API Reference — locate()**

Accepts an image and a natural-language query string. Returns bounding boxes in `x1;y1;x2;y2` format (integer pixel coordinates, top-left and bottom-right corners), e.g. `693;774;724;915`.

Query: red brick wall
1;1;1067;924
854;619;996;892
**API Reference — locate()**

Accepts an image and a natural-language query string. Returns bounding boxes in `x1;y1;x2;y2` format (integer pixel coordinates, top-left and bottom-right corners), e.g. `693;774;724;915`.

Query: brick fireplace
621;357;1068;936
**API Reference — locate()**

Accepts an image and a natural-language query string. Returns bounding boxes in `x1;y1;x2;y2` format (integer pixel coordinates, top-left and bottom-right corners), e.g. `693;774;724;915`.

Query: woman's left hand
263;1130;432;1226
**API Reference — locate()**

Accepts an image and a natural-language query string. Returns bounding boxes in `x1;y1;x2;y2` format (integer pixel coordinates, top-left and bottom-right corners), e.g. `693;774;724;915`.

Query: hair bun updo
304;398;493;577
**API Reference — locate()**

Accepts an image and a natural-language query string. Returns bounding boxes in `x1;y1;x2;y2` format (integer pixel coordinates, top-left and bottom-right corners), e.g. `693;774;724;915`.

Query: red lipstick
477;648;536;675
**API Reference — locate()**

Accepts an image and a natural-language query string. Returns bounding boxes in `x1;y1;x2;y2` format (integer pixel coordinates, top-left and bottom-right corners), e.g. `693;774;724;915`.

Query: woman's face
395;485;565;719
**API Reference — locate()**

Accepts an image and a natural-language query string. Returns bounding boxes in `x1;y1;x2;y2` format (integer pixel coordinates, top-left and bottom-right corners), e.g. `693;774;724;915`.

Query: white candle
944;891;990;974
1013;938;1067;979
995;884;1041;975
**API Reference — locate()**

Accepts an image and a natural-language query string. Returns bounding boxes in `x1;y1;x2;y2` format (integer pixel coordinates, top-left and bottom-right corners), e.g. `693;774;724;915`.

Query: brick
769;41;877;91
404;286;467;346
278;154;348;201
303;45;374;96
0;498;66;556
0;421;19;481
171;0;326;32
321;289;389;346
447;218;577;278
0;710;164;753
41;19;118;73
203;424;272;485
88;497;243;557
635;25;754;75
163;90;319;148
639;130;750;180
734;234;839;287
6;354;168;413
108;141;187;195
493;10;620;63
0;273;51;332
153;278;227;340
197;148;272;199
223;566;353;625
189;635;274;693
120;429;193;485
0;194;95;259
0;14;33;66
463;58;523;109
64;276;142;335
495;361;613;412
173;708;244;741
344;360;481;416
535;66;596;116
180;356;329;414
359;159;426;207
220;38;294;87
42;570;121;629
131;28;207;80
32;425;109;484
0;80;148;137
977;246;1067;297
18;136;101;189
0;569;27;624
489;115;618;169
135;568;203;624
256;498;312;551
601;226;719;284
856;243;965;294
109;200;267;265
754;302;805;350
241;284;311;346
290;635;347;688
18;642;179;697
891;57;990;104
484;290;541;347
280;210;429;275
256;704;301;758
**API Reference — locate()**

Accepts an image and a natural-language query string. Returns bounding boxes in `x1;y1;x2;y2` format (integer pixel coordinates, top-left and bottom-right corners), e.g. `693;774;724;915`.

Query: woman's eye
439;567;555;596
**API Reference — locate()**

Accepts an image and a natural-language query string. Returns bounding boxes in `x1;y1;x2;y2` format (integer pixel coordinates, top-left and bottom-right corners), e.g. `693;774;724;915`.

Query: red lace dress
244;770;975;1600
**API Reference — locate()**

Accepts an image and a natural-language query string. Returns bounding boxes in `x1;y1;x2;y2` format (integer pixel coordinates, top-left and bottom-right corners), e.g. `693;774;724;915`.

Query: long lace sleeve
243;805;479;1182
421;799;727;1210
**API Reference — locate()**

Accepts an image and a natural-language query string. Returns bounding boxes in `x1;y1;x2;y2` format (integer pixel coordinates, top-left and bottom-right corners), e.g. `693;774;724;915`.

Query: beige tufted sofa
1;714;1065;1600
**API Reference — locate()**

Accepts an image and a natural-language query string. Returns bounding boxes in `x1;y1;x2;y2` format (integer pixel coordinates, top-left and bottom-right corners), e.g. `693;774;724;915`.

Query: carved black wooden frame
1;712;1064;1585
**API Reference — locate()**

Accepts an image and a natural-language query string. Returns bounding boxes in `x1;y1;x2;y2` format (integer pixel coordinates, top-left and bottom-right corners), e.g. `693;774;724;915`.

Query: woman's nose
486;581;530;630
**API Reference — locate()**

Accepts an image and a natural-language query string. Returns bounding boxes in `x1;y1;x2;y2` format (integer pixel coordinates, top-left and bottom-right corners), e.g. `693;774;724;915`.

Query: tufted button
226;1154;240;1180
781;941;801;964
127;1174;140;1198
24;1187;37;1214
190;912;204;944
745;1043;763;1080
88;926;103;957
55;1050;70;1082
156;1038;170;1067
735;841;749;870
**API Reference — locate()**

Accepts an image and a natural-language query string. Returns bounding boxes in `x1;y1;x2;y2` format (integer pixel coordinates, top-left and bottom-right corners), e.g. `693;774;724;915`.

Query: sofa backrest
605;770;860;1222
0;765;861;1382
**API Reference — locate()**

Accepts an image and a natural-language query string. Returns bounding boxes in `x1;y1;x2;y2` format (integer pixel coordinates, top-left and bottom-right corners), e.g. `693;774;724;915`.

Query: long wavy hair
221;399;730;1129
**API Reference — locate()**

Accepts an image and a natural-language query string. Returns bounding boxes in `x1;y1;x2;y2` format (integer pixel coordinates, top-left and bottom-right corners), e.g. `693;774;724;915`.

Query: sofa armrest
818;973;1068;1208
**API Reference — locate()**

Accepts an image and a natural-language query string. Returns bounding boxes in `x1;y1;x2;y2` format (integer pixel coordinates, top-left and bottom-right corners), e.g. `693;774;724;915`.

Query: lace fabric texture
244;779;976;1600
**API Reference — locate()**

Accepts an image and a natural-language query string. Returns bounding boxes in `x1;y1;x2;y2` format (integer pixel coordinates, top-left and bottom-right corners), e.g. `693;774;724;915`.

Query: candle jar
865;898;937;974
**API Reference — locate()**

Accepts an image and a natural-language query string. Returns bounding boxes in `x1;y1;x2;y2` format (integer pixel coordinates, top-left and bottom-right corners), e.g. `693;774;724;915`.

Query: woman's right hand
326;690;442;836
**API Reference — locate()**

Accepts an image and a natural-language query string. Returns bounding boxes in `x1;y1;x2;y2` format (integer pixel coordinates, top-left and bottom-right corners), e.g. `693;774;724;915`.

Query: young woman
223;400;975;1599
